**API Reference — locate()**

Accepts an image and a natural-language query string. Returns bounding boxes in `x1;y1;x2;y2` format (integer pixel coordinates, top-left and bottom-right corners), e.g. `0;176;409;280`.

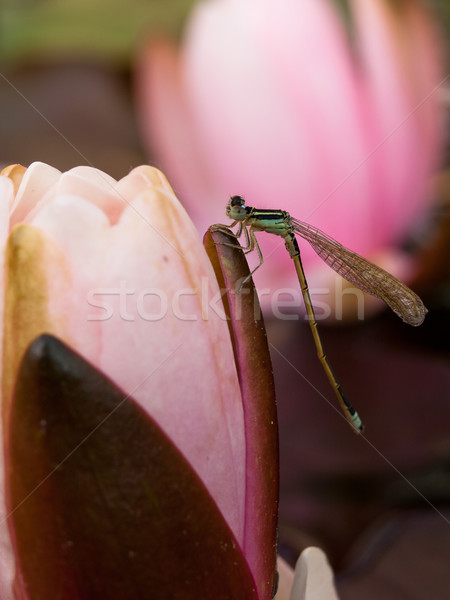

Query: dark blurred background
1;1;450;598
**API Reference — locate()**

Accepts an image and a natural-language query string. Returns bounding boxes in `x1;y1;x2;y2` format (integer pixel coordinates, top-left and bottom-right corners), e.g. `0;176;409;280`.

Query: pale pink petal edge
289;547;340;600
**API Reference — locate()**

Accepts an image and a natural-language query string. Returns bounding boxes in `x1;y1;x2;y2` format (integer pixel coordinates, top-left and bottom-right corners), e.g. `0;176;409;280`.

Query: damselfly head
227;195;247;221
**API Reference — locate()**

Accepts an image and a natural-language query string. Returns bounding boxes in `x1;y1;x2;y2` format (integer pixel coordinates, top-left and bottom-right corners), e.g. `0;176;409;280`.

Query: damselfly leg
211;223;265;289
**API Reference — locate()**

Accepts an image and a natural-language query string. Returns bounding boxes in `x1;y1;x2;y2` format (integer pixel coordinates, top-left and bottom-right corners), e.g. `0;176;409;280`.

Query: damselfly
213;195;427;434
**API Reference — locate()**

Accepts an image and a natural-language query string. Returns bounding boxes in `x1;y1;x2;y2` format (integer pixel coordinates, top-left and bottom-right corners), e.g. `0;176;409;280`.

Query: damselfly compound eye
230;195;246;208
227;196;247;221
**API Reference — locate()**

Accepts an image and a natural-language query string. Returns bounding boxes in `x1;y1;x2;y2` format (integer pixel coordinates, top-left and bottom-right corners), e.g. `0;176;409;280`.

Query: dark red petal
6;335;258;600
204;229;279;600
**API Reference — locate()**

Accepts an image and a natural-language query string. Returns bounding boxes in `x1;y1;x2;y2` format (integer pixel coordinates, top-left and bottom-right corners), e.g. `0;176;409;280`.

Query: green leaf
1;0;196;62
6;334;257;600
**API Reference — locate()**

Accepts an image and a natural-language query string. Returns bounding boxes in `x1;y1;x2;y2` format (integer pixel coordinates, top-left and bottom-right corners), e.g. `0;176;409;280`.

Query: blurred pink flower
135;0;445;318
0;162;280;598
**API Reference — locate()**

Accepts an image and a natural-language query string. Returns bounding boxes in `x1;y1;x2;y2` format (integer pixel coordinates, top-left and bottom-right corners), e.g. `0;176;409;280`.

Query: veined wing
291;217;427;326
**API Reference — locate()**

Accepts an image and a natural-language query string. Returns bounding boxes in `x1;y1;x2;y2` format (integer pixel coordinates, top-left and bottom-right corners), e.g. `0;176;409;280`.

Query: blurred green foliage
0;0;448;66
1;0;197;65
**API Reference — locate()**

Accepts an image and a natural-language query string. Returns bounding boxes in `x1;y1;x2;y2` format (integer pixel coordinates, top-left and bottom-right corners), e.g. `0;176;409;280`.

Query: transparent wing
291;218;427;326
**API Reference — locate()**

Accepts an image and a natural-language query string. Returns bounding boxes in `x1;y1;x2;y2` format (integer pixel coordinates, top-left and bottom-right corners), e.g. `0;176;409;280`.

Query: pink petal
52;166;124;224
8;335;256;600
134;39;217;228
181;0;373;252
350;0;444;240
205;228;279;598
26;167;246;545
10;162;61;227
0;175;22;600
274;557;295;600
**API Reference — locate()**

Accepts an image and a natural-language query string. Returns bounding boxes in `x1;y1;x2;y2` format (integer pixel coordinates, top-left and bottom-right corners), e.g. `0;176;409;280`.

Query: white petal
290;547;340;600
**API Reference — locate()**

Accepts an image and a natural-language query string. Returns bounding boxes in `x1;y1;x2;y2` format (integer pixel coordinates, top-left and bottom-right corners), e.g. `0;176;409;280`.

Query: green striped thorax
227;196;299;258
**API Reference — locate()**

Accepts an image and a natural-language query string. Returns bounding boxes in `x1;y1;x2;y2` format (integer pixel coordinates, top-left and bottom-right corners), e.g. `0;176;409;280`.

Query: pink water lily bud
135;0;445;319
0;163;280;598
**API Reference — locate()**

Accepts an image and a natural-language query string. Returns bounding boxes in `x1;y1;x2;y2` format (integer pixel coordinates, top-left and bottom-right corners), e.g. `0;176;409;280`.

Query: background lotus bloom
135;0;445;316
0;163;281;598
